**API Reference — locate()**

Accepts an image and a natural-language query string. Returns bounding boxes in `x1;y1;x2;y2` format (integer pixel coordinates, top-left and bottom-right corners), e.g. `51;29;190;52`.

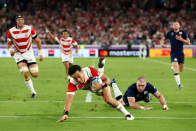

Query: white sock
25;79;36;94
98;68;104;73
174;74;181;85
112;83;122;99
114;103;130;116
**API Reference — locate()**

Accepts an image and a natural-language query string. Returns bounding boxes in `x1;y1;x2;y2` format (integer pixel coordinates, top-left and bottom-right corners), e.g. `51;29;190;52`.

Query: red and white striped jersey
55;37;78;55
67;67;102;95
7;25;37;54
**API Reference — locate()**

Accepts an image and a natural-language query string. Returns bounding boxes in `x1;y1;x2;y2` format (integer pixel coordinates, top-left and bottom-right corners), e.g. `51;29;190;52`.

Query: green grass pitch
0;57;196;131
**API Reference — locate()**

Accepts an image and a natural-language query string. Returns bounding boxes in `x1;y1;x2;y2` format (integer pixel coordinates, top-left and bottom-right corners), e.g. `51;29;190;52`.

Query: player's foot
178;84;183;90
171;67;174;71
110;78;116;86
125;114;134;120
98;57;106;68
31;93;37;98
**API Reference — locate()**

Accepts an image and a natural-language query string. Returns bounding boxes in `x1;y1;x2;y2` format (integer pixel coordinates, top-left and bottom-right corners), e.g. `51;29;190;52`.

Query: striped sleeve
67;82;77;95
31;27;37;37
7;30;12;41
71;38;78;46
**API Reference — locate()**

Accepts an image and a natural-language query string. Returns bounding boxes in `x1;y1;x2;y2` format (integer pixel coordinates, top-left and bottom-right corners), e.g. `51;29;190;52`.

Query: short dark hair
15;14;25;21
68;65;81;76
62;30;69;33
137;76;146;82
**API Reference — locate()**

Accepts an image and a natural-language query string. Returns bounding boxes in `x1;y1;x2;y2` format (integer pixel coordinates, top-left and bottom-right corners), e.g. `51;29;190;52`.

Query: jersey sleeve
71;38;78;46
31;27;37;38
183;31;188;39
126;85;136;98
164;32;170;39
7;30;12;41
147;83;157;94
55;37;61;43
67;82;77;95
88;67;102;78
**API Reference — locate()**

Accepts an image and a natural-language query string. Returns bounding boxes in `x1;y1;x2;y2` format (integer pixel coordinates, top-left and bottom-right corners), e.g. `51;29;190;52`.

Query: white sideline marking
0;116;196;119
145;59;196;71
0;101;196;104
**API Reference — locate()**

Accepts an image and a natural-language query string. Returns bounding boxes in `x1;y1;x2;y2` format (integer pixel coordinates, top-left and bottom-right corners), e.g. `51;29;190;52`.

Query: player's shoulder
24;25;33;29
67;37;73;40
9;26;17;31
129;83;137;89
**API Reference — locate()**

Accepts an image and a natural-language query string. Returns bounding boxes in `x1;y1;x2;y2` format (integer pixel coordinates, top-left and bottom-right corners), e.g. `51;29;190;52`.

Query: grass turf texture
0;57;196;131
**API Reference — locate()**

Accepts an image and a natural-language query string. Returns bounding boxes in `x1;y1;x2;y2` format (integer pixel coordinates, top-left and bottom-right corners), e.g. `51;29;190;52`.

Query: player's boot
171;67;174;71
178;84;183;90
31;93;37;98
125;114;134;120
98;57;106;68
110;78;116;86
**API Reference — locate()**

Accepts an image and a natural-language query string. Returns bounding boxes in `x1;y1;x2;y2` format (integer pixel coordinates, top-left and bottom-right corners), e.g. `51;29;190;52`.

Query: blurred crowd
0;0;196;46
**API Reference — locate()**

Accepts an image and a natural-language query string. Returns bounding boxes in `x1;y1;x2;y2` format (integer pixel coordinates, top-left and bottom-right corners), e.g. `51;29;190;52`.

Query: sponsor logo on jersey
171;32;173;35
179;32;182;34
144;91;148;95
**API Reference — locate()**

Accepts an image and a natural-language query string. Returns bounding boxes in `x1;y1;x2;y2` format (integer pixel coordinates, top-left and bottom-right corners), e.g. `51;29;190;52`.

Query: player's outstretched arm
46;28;55;40
58;94;74;122
154;91;170;110
7;40;15;57
128;97;153;110
160;37;167;48
33;37;43;61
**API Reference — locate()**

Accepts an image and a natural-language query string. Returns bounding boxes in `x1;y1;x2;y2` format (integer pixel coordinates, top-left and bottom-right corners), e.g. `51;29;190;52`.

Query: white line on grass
0;116;196;119
145;58;196;71
0;101;196;103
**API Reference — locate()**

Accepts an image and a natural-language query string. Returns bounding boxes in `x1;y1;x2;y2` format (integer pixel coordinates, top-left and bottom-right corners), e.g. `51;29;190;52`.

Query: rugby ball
92;76;103;86
91;76;103;94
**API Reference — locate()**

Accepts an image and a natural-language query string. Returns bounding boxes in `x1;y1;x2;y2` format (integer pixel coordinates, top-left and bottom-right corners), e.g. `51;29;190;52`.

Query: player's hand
57;115;68;122
91;82;102;91
46;28;49;33
39;55;44;61
142;107;153;110
75;49;78;54
10;50;15;57
162;107;170;110
175;35;183;41
161;44;167;48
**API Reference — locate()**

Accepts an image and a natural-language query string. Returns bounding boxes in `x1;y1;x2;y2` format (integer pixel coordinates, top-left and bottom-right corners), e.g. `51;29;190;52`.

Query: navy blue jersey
165;30;188;55
123;83;157;104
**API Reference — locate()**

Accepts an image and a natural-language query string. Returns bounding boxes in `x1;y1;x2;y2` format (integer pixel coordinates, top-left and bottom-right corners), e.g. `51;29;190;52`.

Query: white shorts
62;53;73;63
14;50;36;65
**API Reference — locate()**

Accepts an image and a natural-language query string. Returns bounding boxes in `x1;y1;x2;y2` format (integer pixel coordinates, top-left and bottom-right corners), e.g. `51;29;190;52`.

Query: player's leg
98;57;105;74
17;61;37;98
110;78;125;103
68;55;74;80
172;62;183;90
101;86;134;120
179;63;184;72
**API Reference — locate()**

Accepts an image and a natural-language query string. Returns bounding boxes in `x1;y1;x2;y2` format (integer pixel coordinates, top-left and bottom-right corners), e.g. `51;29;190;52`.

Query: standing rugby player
46;28;79;81
7;14;44;98
160;21;190;90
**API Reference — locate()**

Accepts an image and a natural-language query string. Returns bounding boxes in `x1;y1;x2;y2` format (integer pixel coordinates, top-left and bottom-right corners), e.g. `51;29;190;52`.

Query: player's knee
29;66;38;74
19;66;29;73
31;73;38;78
